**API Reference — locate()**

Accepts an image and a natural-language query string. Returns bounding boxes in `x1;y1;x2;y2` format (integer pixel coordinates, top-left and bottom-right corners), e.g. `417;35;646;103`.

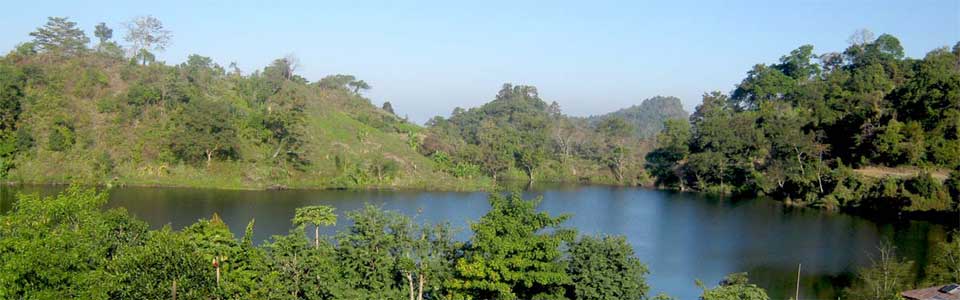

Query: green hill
0;19;491;190
587;96;688;139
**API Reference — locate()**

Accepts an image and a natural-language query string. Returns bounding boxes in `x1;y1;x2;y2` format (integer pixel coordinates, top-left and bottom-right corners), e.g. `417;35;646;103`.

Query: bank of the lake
0;184;951;300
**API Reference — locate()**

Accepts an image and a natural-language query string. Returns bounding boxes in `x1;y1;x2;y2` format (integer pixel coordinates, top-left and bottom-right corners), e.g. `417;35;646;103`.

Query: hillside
421;84;655;185
587;96;689;139
644;34;960;214
0;20;492;190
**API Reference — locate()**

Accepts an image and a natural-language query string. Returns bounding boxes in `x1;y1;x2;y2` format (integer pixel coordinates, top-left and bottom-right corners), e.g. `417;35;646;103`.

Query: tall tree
292;205;338;248
166;98;239;166
447;192;575;300
566;235;650;300
124;15;171;65
843;244;914;300
29;17;89;56
94;22;112;44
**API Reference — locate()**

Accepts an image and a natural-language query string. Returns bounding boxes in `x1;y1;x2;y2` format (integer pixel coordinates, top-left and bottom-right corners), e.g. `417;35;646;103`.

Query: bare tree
847;28;875;47
124;15;172;64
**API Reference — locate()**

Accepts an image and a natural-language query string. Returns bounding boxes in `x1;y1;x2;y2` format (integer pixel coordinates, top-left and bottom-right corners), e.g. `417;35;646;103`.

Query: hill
421;84;655;185
0;18;491;190
587;96;689;139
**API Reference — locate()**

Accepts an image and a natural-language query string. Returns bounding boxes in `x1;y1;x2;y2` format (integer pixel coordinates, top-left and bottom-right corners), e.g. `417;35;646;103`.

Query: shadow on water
0;183;951;300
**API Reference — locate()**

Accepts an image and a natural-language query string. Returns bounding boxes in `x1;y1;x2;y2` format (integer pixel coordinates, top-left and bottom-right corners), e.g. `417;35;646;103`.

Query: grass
853;166;950;182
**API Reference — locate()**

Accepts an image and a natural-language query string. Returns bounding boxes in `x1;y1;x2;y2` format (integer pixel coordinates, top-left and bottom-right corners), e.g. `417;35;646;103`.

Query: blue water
0;184;947;299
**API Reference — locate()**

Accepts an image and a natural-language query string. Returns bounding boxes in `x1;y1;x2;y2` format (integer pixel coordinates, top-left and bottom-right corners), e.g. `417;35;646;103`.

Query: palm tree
292;205;337;248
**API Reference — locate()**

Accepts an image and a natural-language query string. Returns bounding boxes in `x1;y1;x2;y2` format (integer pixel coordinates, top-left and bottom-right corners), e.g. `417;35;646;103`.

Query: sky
1;0;958;123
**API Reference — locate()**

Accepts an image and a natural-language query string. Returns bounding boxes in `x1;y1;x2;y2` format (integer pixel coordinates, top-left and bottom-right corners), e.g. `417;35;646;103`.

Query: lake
0;184;949;299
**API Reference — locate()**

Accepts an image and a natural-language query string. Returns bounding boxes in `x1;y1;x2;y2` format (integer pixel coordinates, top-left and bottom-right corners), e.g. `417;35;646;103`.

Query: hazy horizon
2;0;957;123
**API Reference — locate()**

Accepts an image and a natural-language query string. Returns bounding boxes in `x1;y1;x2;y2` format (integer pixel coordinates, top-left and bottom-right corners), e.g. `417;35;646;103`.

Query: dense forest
420;87;684;185
1;185;957;300
646;31;960;216
0;17;684;190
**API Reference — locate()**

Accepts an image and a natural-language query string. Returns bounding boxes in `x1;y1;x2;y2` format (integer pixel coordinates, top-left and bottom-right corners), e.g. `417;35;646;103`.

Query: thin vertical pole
796;263;802;300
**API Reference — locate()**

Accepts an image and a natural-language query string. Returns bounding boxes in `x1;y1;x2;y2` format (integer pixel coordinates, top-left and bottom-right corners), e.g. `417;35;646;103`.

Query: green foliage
424;83;662;184
697;273;770;300
29;17;89;56
166;98;239;165
448;192;575;300
335;204;407;299
0;185;681;300
645;119;690;189
924;232;960;286
0;184;146;299
843;244;914;300
381;101;395;115
110;228;217;300
587;96;688;139
566;235;649;300
47;122;76;152
94;22;112;44
645;32;960;214
292;205;337;248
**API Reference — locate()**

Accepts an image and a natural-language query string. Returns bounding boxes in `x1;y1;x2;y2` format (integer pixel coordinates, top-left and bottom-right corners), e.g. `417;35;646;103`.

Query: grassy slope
3;56;492;191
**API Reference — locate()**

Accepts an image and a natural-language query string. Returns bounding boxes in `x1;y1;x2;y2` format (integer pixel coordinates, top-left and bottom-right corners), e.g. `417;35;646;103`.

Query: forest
1;185;957;300
646;31;960;217
1;14;959;300
0;16;686;192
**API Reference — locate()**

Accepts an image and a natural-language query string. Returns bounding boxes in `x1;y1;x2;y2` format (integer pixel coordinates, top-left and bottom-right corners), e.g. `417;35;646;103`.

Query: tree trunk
719;162;725;195
405;272;415;300
314;226;320;248
271;138;287;160
794;146;805;175
172;279;177;300
417;274;425;300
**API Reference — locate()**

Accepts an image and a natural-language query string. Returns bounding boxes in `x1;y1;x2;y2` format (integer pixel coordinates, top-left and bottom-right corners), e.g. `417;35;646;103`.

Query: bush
47;124;75;152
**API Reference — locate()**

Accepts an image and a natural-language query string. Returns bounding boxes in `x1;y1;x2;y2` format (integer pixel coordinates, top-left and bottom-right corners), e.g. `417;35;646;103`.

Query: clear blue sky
2;0;958;123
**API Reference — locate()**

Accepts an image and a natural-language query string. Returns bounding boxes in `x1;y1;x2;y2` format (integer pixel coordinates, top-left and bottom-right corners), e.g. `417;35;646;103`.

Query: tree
924;232;960;285
843;243;914;300
596;117;635;182
0;185;151;299
566;235;649;300
947;170;960;211
167;99;239;166
447;192;575;300
382;101;396;115
316;74;357;90
336;205;407;299
94;22;112;44
0;63;26;174
29;17;89;56
265;229;344;299
697;272;769;300
348;80;371;94
292;205;337;248
646;119;691;189
124;16;171;65
396;221;459;300
111;229;217;300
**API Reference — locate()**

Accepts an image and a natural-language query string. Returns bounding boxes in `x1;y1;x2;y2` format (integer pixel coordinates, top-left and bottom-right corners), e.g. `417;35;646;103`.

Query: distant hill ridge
587;96;689;139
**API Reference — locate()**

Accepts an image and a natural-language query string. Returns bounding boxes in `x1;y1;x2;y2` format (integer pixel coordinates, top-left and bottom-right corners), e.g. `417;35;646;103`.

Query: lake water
0;184;950;299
